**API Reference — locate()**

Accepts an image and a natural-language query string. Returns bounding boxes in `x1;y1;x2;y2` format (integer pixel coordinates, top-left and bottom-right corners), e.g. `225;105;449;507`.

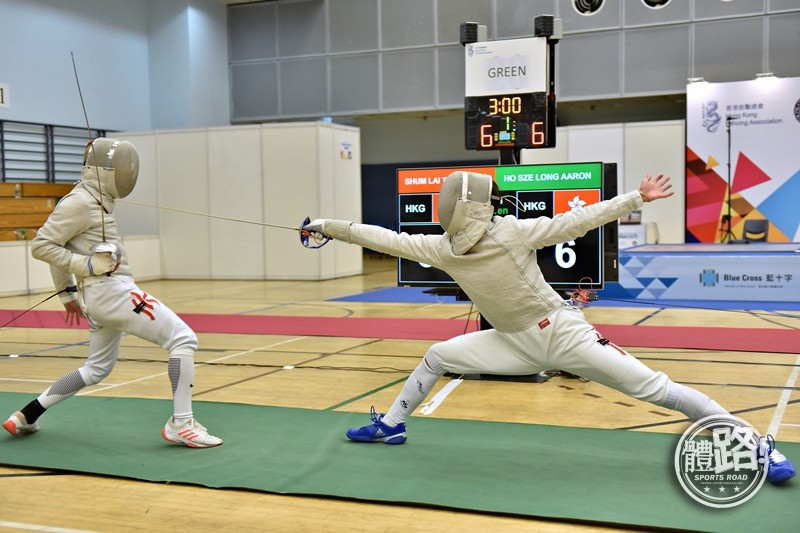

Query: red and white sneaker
162;417;222;448
2;411;40;436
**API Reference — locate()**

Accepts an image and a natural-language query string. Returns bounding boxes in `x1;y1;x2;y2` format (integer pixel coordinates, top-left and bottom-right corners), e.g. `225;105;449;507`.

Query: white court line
767;353;800;438
78;336;307;396
418;378;463;415
0;521;100;533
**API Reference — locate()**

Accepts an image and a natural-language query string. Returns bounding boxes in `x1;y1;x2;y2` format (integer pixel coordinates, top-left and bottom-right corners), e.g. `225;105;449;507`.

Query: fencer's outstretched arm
304;174;674;256
304;219;444;266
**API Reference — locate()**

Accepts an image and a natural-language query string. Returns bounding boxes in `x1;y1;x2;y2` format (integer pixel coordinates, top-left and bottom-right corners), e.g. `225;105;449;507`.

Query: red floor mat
1;309;798;353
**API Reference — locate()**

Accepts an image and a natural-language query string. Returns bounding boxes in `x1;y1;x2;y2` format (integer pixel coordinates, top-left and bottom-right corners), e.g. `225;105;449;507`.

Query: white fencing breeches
429;305;671;405
38;276;197;419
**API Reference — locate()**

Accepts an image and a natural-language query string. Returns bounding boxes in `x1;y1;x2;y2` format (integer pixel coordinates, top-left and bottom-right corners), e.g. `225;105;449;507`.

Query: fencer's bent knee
80;362;113;385
625;370;670;405
167;327;198;356
423;349;445;376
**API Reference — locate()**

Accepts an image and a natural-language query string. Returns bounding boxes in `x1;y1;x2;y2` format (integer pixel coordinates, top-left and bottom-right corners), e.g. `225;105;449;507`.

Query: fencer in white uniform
304;171;794;484
2;138;222;448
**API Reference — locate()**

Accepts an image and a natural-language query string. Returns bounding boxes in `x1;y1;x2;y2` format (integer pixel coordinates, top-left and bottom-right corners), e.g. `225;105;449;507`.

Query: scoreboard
464;36;556;150
396;162;619;291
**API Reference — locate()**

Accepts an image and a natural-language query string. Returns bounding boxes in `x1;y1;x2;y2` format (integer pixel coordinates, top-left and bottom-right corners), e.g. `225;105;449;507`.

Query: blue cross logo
699;269;718;287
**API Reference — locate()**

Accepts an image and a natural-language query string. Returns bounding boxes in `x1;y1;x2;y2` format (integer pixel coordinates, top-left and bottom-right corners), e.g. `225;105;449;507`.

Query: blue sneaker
346;406;407;444
765;435;796;484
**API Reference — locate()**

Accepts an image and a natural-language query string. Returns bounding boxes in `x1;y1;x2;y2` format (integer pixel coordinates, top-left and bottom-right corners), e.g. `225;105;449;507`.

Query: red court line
1;309;798;353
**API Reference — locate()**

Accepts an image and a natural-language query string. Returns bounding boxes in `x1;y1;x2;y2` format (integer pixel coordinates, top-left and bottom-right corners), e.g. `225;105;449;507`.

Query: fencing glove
86;242;121;276
303;219;329;240
87;252;118;276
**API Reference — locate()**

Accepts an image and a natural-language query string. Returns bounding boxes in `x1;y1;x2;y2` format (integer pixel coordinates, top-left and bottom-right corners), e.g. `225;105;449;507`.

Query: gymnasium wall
0;0;229;131
119;122;363;280
227;0;800;122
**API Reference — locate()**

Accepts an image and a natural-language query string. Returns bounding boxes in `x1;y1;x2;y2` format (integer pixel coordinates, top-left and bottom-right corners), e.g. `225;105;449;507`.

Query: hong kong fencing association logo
674;415;768;508
702;101;722;133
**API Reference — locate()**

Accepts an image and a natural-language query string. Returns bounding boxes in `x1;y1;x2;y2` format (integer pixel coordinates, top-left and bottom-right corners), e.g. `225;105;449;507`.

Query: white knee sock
169;352;195;423
381;352;444;427
662;382;729;421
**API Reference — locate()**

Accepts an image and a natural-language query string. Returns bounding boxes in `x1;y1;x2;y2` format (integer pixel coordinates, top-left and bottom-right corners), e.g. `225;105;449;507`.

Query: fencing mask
437;171;497;255
83;138;139;199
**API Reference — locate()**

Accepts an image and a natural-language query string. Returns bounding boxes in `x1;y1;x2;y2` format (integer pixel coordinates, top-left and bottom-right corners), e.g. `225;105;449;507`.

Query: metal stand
720;116;737;243
499;147;520;166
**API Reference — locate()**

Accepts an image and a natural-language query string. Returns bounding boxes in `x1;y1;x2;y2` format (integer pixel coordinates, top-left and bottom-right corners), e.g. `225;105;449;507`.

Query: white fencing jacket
31;169;132;304
322;190;643;333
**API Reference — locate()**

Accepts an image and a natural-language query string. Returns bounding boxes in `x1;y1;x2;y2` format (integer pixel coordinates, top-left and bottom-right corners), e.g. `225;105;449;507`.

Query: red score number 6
480;124;493;148
531;121;545;146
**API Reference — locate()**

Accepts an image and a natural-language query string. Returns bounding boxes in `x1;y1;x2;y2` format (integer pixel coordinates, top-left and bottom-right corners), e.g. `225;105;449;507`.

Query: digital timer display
464;92;554;150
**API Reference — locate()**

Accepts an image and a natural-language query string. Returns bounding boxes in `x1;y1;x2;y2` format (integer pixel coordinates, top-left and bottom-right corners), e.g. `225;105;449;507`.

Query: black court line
679;380;800;391
632;307;666;326
639;356;800;368
618;398;800;430
192;338;385;397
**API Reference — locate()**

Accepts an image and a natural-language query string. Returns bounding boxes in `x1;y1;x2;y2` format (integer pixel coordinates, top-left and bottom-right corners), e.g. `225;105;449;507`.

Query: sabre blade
71;51;107;241
118;198;300;231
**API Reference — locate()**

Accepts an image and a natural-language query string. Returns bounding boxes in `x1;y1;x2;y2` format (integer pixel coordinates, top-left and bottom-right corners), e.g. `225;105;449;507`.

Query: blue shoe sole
346;433;407;444
768;467;796;484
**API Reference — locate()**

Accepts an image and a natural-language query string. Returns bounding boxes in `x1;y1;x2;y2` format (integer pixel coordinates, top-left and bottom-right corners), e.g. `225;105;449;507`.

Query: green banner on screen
496;162;603;191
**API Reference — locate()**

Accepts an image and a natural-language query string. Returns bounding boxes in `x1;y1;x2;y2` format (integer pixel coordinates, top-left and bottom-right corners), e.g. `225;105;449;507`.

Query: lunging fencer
2;138;222;448
303;171;795;484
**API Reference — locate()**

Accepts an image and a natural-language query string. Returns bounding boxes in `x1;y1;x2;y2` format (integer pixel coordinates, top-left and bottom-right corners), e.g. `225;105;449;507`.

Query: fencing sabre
71;52;124;266
117;199;330;249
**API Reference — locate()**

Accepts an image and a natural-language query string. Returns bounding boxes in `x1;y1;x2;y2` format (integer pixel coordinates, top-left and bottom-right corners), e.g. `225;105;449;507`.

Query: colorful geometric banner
685;77;800;242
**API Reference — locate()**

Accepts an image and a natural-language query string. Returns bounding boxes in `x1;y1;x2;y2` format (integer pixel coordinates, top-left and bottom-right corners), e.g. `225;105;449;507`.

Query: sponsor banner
617;251;799;301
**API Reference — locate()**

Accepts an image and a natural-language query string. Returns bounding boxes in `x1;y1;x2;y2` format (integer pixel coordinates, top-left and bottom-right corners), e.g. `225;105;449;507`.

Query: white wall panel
122;236;162;282
261;122;362;280
568;124;625;194
331;125;363;277
157;130;211;278
262;124;323;279
624;120;686;244
317;125;337;279
208;126;265;278
0;243;28;296
27;245;54;294
520;129;570;164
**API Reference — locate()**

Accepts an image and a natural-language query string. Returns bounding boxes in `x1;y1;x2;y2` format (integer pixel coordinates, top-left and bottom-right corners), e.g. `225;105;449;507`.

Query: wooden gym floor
1;254;798;533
